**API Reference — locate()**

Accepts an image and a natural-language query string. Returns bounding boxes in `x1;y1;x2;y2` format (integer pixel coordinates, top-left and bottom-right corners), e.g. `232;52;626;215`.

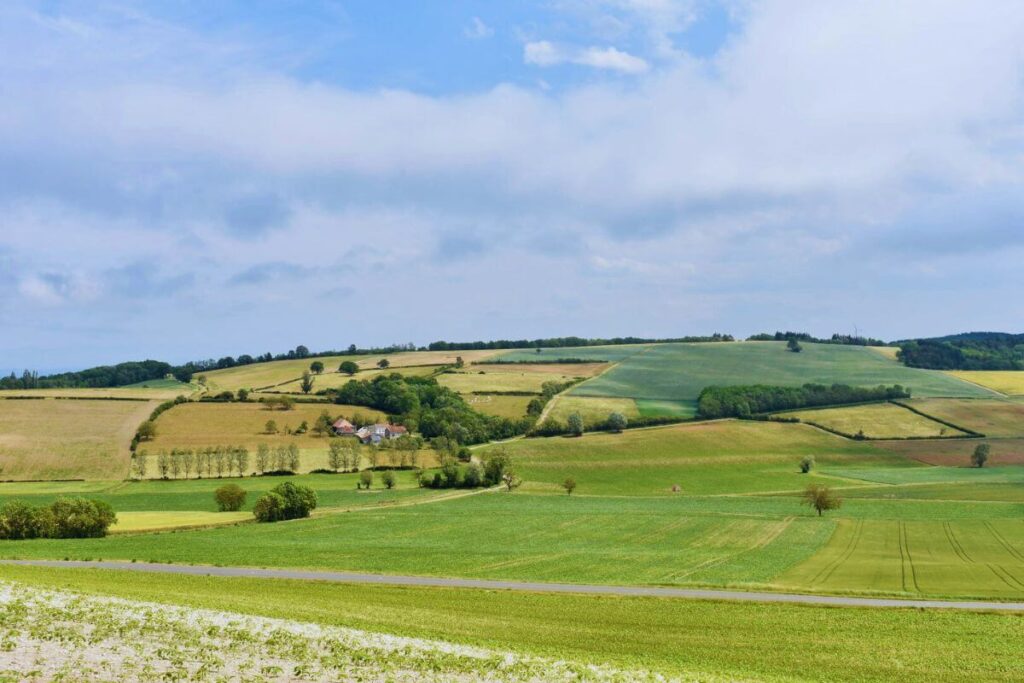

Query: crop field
0;385;193;400
464;394;533;419
635;398;697;418
6;567;1023;683
496;345;650;363
357;349;501;369
780;518;1024;597
946;370;1024;395
145;401;385;453
783;402;966;439
908;398;1024;437
111;510;251;532
0;398;157;480
873;438;1024;466
499;420;904;496
567;342;994;411
544;395;639;426
269;364;439;393
438;368;587;394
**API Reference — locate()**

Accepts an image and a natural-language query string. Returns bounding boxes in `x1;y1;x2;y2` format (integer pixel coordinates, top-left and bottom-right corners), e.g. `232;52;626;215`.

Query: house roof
332;418;353;429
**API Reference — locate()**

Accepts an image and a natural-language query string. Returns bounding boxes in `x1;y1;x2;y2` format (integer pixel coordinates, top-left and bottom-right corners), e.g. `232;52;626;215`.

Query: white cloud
524;40;649;73
464;17;493;40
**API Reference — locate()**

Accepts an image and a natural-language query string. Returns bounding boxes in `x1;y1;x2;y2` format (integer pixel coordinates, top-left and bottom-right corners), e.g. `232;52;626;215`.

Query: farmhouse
355;423;407;444
332;418;355;436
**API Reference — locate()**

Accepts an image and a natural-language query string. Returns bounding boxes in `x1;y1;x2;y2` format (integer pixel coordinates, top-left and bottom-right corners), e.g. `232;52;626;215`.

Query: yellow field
869;346;901;361
947;371;1024;396
784;403;966;439
0;386;195;400
111;510;251;532
145;402;386;451
0;398;157;480
270;365;438;394
438;366;594;395
359;349;500;369
545;396;639;426
464;394;534;419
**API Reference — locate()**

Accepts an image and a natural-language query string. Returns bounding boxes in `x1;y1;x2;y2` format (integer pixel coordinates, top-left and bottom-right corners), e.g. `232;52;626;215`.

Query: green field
784;402;967;438
544;395;639;426
564;342;994;414
496;345;650;363
0;398;156;480
3;565;1021;683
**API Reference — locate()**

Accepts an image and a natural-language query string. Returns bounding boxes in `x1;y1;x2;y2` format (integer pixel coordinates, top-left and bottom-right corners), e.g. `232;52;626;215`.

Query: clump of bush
252;482;317;523
419;450;512;490
214;484;247;511
0;498;116;539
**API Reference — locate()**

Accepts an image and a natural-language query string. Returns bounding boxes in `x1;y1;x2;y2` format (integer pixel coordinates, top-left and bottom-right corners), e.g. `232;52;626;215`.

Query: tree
606;412;628;433
265;420;278;434
562;477;577;495
235;446;249;477
803;484;841;516
787;338;803;353
328;440;345;472
501;470;522;492
287;443;301;473
215;484;247;511
382;470;397;489
366;446;379;470
567;412;584;437
800;455;815;473
972;443;991;468
48;497;116;538
181;449;194;479
377;358;390;369
256;443;270;474
454;356;465;369
253;492;286;522
359;469;373;490
136;420;157;441
310;361;325;374
526;397;545;416
483;449;511;486
132;451;148;480
237;388;250;401
300;371;315;395
214;447;226;477
339;360;359;376
157;451;170;479
313;410;334;437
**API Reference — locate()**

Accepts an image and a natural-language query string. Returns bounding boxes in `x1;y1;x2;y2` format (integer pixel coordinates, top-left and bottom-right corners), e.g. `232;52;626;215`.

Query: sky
2;0;1024;371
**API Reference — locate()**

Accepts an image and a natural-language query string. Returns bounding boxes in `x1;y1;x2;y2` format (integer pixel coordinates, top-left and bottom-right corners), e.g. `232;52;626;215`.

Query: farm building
332;418;356;436
355;423;407;444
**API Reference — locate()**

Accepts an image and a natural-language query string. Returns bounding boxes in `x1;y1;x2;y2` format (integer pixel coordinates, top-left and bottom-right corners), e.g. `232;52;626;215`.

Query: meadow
0;385;193;400
946;370;1024;395
783;402;967;438
3;565;1022;683
0;398;157;480
496;345;650;363
873;437;1024;466
270;364;438;393
437;367;589;394
567;342;995;411
464;394;534;419
544;395;640;426
908;398;1024;437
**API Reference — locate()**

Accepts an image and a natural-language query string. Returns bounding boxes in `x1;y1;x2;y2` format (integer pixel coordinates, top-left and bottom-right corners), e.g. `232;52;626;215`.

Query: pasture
270;364;439;394
544;395;639;426
5;565;1022;683
0;398;156;480
438;367;587;394
908;398;1024;437
784;402;966;439
946;370;1024;395
568;342;994;411
496;345;650;363
464;394;533;419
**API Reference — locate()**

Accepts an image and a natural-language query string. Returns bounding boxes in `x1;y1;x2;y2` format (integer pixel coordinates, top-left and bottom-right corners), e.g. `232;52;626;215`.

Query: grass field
438;368;588;394
145;401;385;453
270;364;439;394
908;398;1024;437
498;420;904;496
111;510;251;532
947;371;1024;395
496;345;650;363
4;566;1021;683
635;398;698;418
784;402;967;439
567;343;994;412
544;395;639;426
0;385;193;400
780;518;1024;597
873;438;1024;466
0;398;156;480
464;394;534;419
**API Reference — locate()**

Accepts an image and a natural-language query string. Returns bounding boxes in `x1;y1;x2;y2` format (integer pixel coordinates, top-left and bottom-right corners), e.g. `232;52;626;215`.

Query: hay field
145;401;385;452
496;345;650;363
358;349;500;368
438;366;594;394
464;394;533;419
946;371;1024;396
0;385;193;400
784;402;967;439
0;398;157;480
270;365;438;394
111;510;251;532
544;395;639;426
908;398;1024;437
872;437;1024;466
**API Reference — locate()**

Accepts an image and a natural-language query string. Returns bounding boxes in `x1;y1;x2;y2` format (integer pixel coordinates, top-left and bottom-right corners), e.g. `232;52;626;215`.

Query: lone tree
300;371;315;395
264;419;278;434
972;443;991;468
310;361;325;374
338;360;359;375
562;477;577;495
799;455;815;473
377;358;390;369
803;484;842;516
214;484;247;512
567;412;584;437
787;338;803;353
136;420;157;441
607;412;628;433
501;469;522;492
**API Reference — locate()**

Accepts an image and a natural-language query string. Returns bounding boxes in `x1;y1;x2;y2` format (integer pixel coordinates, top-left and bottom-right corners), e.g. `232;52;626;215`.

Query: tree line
897;336;1024;370
697;383;912;419
746;332;888;346
426;334;734;351
0;498;116;539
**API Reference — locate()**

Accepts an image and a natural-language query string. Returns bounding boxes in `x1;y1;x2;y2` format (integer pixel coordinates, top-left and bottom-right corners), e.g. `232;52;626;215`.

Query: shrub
799;456;815;473
48;498;116;538
359;470;374;489
381;470;397;489
253;492;286;522
562;477;577;495
214;484;247;512
567;412;584;437
0;502;49;540
136;420;157;441
273;482;317;518
606;412;628;432
972;443;991;468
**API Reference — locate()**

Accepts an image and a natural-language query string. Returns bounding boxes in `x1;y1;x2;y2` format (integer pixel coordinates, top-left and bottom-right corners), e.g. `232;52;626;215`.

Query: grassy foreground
1;565;1021;682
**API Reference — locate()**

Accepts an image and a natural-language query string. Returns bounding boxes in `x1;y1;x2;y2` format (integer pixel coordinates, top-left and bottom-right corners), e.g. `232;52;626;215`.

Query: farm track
5;559;1024;612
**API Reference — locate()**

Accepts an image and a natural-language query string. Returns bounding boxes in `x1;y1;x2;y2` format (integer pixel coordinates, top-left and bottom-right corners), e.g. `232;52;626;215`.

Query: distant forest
896;332;1024;370
746;331;888;346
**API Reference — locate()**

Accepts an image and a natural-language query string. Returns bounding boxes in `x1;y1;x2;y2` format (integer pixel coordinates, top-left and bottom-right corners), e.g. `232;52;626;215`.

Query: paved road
3;559;1024;612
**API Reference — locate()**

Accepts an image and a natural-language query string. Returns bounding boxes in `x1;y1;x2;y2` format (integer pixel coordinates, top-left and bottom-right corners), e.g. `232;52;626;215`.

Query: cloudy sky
3;1;1024;371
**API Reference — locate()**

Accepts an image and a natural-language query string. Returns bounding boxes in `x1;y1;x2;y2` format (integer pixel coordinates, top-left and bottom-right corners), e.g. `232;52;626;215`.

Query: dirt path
4;560;1023;612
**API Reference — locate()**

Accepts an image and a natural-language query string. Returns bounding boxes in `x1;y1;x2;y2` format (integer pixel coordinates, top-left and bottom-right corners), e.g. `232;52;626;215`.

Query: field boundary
890;400;986;437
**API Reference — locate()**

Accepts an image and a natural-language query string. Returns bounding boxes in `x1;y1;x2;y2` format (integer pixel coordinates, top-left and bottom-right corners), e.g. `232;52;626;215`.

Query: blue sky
2;1;1024;371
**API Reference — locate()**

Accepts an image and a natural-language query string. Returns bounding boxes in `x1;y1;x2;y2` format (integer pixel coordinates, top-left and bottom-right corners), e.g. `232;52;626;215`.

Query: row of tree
697;383;912;419
746;331;888;346
426;334;734;351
